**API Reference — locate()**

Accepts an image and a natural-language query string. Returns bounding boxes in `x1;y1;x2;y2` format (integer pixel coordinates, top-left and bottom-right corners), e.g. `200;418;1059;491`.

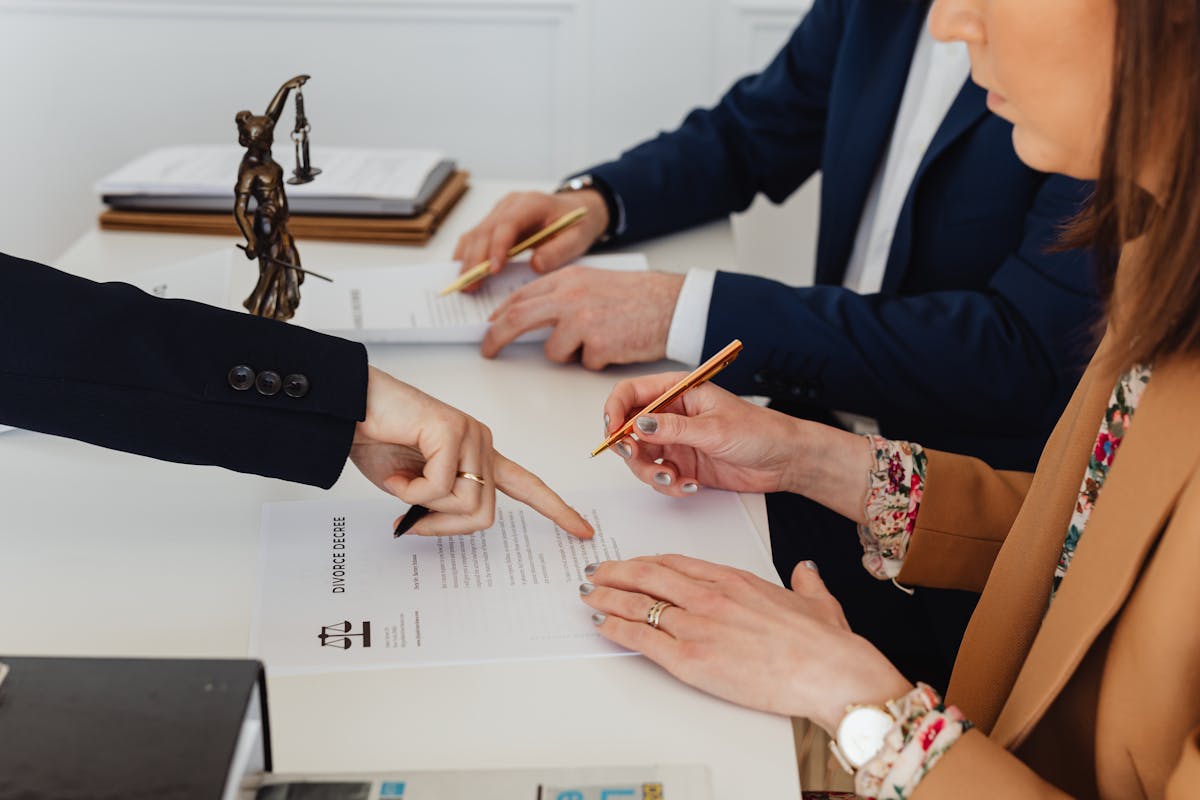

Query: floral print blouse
802;366;1153;800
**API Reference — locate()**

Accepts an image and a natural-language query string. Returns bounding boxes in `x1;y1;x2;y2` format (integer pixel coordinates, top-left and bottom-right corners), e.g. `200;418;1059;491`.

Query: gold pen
590;339;743;457
439;206;589;295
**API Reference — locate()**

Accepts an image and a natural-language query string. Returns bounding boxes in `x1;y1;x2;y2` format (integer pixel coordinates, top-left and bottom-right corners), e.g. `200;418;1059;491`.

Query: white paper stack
96;146;456;216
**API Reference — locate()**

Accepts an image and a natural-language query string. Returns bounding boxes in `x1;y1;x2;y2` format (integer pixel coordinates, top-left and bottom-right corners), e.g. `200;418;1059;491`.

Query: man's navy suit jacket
590;0;1100;471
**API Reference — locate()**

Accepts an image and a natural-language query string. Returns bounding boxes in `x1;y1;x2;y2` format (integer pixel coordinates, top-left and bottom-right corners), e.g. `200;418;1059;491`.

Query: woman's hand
602;373;872;521
350;366;593;539
601;374;808;496
581;555;913;732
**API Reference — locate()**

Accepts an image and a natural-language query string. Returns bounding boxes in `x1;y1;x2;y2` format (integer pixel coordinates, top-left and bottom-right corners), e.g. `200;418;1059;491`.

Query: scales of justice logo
318;620;372;649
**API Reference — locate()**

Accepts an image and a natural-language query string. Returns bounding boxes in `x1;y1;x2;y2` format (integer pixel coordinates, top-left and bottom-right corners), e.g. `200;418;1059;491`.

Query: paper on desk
294;253;646;342
250;489;776;675
123;250;647;344
96;146;451;215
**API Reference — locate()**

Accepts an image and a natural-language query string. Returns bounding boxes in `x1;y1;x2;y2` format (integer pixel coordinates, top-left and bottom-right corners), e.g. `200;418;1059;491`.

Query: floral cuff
857;436;927;580
854;683;970;800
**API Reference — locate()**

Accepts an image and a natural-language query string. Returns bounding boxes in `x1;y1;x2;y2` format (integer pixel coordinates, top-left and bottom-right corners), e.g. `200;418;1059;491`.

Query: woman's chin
1011;127;1099;181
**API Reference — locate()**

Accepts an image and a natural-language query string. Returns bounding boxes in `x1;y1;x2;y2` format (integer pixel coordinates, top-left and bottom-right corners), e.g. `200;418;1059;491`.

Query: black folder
0;656;271;799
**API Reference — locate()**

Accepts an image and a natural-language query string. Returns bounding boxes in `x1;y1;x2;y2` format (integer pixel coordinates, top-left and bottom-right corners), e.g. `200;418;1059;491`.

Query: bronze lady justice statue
234;75;317;321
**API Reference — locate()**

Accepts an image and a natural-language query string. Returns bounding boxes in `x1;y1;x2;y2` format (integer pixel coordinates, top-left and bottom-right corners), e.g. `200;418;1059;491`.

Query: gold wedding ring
646;599;673;629
457;471;487;487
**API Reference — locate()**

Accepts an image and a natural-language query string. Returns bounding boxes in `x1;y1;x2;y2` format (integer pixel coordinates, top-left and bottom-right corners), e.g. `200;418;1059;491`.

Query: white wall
0;0;813;271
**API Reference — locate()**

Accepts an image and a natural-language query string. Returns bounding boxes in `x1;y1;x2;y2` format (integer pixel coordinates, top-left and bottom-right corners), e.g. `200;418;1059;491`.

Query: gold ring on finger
646;599;673;629
457;471;487;487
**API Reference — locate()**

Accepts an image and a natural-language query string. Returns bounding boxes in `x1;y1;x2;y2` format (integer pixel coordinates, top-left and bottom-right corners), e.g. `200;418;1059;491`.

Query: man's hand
481;267;685;370
454;190;609;284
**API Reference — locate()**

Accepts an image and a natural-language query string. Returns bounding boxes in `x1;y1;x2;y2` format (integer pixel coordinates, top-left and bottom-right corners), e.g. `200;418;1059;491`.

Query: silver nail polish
682;482;699;494
579;582;595;595
591;612;607;626
654;472;672;486
615;441;633;459
635;415;658;434
604;413;611;428
802;560;819;572
584;562;599;577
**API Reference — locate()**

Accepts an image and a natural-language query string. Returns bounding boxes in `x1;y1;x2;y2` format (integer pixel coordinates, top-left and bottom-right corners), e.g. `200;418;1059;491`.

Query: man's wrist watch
556;173;617;243
829;703;898;775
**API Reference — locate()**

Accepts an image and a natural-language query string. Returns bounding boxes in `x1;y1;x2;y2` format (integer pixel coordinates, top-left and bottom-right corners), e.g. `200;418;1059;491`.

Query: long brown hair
1061;0;1200;368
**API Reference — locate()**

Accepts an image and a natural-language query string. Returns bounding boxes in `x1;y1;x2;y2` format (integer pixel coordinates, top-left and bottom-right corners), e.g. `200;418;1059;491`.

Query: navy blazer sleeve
587;0;845;243
0;252;368;488
703;175;1098;437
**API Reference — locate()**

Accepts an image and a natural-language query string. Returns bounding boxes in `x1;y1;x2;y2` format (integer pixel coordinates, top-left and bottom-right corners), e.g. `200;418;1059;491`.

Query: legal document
123;250;646;343
293;253;646;342
250;489;776;675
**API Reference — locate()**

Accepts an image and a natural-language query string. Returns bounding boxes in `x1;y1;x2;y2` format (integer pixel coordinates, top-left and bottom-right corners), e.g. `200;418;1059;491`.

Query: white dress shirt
664;22;972;367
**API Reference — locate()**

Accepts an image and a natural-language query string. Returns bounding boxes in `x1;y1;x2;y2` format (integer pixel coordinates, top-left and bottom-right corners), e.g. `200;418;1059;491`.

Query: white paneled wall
0;0;812;267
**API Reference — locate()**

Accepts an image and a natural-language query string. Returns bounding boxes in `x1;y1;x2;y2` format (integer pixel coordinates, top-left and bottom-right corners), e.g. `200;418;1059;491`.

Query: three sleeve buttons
227;365;310;400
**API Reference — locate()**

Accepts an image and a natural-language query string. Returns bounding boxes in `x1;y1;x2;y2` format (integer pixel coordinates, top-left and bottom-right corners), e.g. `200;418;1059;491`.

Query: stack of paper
96;146;456;217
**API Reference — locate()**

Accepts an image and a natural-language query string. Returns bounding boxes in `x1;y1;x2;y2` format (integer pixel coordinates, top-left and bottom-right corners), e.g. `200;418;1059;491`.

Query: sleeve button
228;365;256;391
255;370;282;396
283;373;310;399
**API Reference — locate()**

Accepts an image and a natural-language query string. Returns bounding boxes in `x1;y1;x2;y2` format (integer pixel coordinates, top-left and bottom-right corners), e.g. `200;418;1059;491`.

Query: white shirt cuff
665;268;717;367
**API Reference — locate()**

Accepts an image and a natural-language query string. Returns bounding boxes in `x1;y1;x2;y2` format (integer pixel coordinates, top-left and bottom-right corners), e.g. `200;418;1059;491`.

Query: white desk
0;180;801;799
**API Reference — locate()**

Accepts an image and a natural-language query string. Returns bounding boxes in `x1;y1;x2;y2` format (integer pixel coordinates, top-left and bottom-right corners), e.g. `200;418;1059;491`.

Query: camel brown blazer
894;336;1200;799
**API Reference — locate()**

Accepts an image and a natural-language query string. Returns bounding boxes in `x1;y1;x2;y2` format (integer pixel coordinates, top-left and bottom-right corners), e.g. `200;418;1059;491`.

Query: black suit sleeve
0;252;368;488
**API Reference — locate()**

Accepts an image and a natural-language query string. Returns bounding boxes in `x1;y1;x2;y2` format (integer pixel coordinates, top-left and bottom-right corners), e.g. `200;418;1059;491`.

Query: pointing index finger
493;453;595;539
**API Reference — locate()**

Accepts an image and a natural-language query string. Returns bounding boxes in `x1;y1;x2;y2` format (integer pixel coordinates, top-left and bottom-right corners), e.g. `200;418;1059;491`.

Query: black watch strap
557;173;619;243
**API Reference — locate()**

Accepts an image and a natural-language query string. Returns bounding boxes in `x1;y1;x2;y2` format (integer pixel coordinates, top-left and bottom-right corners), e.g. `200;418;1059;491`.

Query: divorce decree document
250;489;775;675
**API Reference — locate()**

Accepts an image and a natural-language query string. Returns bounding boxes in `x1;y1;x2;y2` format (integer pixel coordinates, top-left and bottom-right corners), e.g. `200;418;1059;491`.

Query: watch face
837;706;895;767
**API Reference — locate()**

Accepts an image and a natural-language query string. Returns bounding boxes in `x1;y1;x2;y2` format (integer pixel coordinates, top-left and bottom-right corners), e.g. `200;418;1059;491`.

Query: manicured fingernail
682;482;699;494
604;413;611;431
579;582;595;595
802;560;819;572
615;441;633;459
635;415;658;434
584;562;599;577
591;612;607;626
654;472;672;486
